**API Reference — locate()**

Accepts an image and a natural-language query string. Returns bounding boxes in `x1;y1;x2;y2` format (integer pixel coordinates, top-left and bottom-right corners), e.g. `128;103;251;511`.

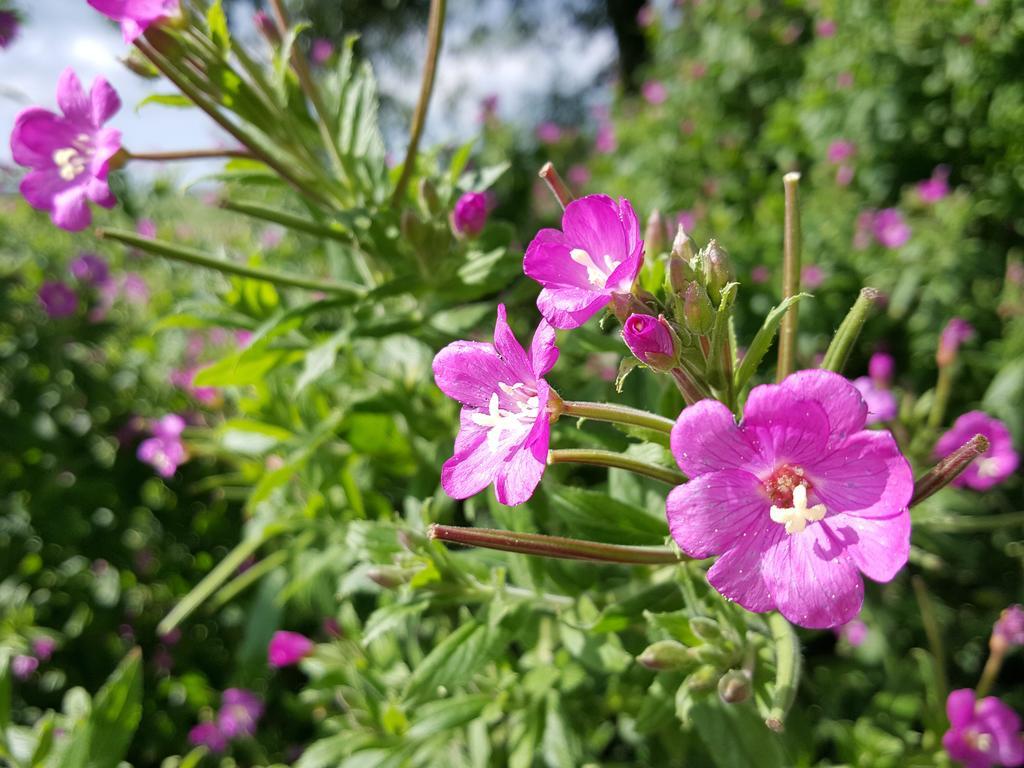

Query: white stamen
769;484;827;535
469;387;540;451
569;248;615;288
53;147;87;181
976;457;1001;478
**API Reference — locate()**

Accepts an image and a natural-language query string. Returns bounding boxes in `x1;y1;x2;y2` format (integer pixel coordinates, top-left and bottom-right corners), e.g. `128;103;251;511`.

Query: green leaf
734;293;809;392
546;486;667;545
403;619;506;704
193;348;301;387
135;93;194;111
448;140;475;186
589;582;684;633
0;653;10;732
690;699;788;767
820;287;881;374
296;330;349;392
206;0;230;51
541;691;577;768
615;357;644;393
362;601;429;647
405;694;490;741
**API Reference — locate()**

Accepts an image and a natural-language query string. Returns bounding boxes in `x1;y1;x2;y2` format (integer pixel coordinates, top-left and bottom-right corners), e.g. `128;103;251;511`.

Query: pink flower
994;605;1024;648
827;140;856;164
87;0;179;43
665;370;913;629
836;164;854;186
642;80;668;105
595;123;616;154
136;218;156;238
260;226;284;249
70;253;110;285
38;281;78;318
918;165;951;203
268;630;314;667
816;18;837;38
836;71;854;89
935;411;1019;491
433;305;559;506
254;10;275;38
834;617;868;647
121;273;150;304
0;9;20;49
637;4;655;27
751;265;771;285
536;122;562;144
452;191;489;236
872;208;910;249
189;722;228;753
12;655;38;680
479;94;499;123
10;68;122;231
938;317;975;365
567;164;591;188
942;689;1023;768
170;367;219;404
217;688;263;738
676;209;698;232
853;210;876;250
852;377;898;424
524;194;644;329
869;352;894;385
137;414;187;478
311;38;334;65
801;264;825;289
622;314;677;370
32;637;57;661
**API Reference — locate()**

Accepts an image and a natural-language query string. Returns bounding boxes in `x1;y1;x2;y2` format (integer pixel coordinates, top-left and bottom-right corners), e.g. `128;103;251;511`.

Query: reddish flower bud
451;191;489;237
622;314;677;371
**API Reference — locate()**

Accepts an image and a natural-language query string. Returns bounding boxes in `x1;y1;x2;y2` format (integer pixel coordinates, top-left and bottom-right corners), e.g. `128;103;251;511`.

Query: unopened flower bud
366;566;407;589
668;255;697;294
622;314;678;371
254;10;281;44
992;604;1024;652
644;209;666;256
683;282;715;335
700;239;734;303
689;616;723;642
869;352;894;385
936;317;974;367
684;664;721;693
451;191;489;237
717;670;752;704
609;292;651;323
637;640;693;671
419;178;442;216
671;224;696;262
120;50;160;79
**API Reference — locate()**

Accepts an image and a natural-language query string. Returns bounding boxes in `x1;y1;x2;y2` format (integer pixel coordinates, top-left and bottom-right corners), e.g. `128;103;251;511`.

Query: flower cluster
137;414;187;478
188;688;263;754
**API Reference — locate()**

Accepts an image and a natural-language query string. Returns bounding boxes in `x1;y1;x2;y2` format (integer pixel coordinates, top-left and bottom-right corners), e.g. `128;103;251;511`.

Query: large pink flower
665;370;913;629
524;194;644;329
87;0;179;43
10;68;121;231
943;689;1024;768
433;305;559;506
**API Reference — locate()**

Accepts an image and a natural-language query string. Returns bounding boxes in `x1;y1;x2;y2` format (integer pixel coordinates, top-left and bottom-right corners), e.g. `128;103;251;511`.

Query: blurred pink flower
311;38;334;65
536;121;562;144
872;208;910;249
637;4;655;27
642;80;669;105
189;722;228;753
595;123;616;153
751;265;771;285
836;164;854;186
71;253;110;285
268;631;314;667
834;617;868;646
676;209;698;232
827;140;856;164
917;165;950;203
801;264;825;289
0;10;21;49
12;655;38;680
87;0;178;43
567;164;591;188
451;191;489;236
816;19;837;38
479;94;499;123
38;281;79;318
136;218;156;238
836;71;854;89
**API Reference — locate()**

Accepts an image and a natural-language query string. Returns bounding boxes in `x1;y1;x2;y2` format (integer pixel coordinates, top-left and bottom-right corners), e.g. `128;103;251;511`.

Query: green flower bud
690;616;723;642
671;223;697;263
637;640;694;671
700;239;734;304
644;209;667;256
683;282;715;335
419;178;442;216
684;664;721;693
668;255;697;295
717;670;752;704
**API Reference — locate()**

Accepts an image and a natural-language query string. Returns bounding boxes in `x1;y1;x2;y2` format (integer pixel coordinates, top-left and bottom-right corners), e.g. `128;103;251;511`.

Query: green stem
391;0;447;206
976;644;1005;697
548;448;686;485
820;287;881;374
765;612;801;732
221;199;350;242
207;548;291;611
670;366;709;405
126;148;252;161
928;364;954;430
96;227;366;297
914;510;1024;533
912;574;949;704
910;434;989;507
538;161;575;209
777;172;802;382
428;524;683;565
558;399;675;434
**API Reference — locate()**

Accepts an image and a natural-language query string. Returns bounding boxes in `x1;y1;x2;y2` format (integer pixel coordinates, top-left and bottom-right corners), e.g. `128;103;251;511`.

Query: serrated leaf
733;293;809;392
403;619;507;704
615;357;644;393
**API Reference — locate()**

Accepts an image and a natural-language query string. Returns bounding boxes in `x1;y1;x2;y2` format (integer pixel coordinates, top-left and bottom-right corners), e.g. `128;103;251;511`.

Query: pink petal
52;186;91;231
493;304;533;382
56;68;90;123
524;228;593;288
20;169;69;211
536;289;609;329
495;392;550;506
780;370;867;448
529;320;559;377
440;420;499;500
10;108;74;167
822;509;909;582
808;430;912;517
742;384;830;467
762;524;864;628
670;399;767;477
89;77;121;126
946;688;977;729
86;177;116;207
561;195;629;270
707;529;781;613
432;340;508;408
90;128;122;179
665;468;769;559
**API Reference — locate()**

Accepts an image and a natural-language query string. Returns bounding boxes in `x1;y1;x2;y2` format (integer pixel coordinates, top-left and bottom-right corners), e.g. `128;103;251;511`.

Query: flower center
765;465;826;535
469;382;541;450
569;248;616;288
965;728;994;754
976;456;1001;478
52;134;94;181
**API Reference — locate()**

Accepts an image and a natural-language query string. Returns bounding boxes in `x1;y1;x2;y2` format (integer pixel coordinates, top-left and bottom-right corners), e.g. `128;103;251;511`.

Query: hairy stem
126;148;253;161
548;448;685;485
557;399;675;434
538;161;575;209
777;172;802;381
910;434;989;506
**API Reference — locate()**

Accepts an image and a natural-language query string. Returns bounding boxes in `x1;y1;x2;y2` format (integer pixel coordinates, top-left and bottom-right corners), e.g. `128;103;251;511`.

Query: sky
0;0;616;185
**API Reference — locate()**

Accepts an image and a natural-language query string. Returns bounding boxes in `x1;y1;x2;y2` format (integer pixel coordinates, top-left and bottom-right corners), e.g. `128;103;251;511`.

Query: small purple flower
137;414;187;478
254;10;275;38
452;191;489;237
594;123;616;154
994;605;1024;649
637;4;655;27
567;164;591;188
87;0;179;43
121;273;150;304
32;637;57;661
311;38;334;65
943;689;1024;768
834;617;868;647
642;80;668;105
816;18;837;37
676;209;698;232
170;367;218;404
70;253;110;286
536;121;562;144
918;166;951;203
0;9;20;49
622;314;677;371
836;164;854;186
665;370;913;629
853;210;876;250
268;630;314;668
751;265;771;285
524;194;644;329
935;411;1019;491
869;352;894;385
827;140;856;164
801;264;825;289
10;68;122;231
852;377;898;424
938;317;975;366
12;655;39;680
38;281;78;318
188;722;228;753
433;305;558;506
136;218;156;238
872;208;911;249
217;688;263;738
